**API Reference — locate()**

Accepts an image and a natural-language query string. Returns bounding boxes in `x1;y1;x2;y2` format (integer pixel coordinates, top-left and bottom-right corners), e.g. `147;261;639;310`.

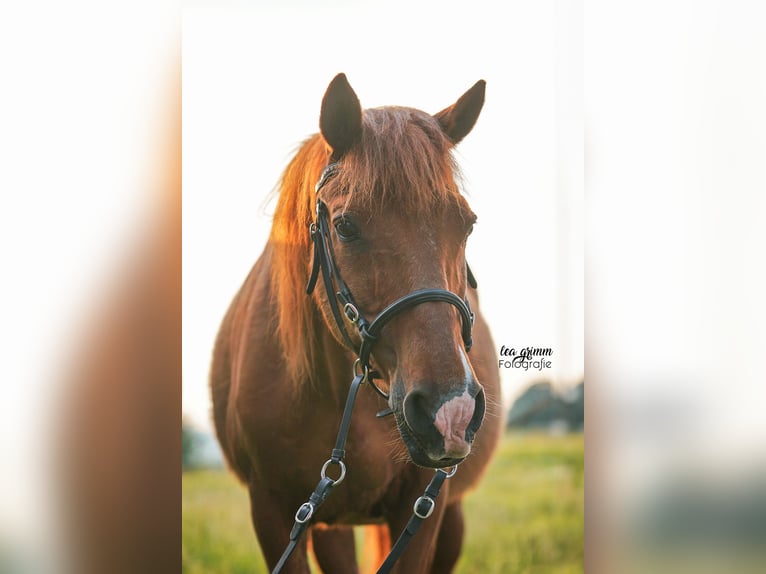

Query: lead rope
271;363;457;574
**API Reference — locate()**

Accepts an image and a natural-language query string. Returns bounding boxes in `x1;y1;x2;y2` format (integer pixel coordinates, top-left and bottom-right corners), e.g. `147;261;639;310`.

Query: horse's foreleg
429;501;465;574
311;525;359;573
248;483;311;574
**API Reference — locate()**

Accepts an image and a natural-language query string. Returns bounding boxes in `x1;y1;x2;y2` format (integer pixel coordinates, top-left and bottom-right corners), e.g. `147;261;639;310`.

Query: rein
272;163;475;573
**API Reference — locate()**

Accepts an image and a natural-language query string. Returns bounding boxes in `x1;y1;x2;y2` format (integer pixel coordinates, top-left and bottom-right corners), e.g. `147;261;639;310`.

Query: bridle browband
306;161;476;399
272;162;479;574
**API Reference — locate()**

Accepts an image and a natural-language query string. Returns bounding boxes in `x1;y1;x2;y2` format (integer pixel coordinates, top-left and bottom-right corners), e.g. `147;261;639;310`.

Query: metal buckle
413;495;435;519
441;465;459;479
343;302;360;324
295;502;314;524
352;359;370;383
321;459;347;485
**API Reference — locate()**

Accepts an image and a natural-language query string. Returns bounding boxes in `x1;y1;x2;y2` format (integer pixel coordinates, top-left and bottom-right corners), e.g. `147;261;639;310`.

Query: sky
182;0;584;432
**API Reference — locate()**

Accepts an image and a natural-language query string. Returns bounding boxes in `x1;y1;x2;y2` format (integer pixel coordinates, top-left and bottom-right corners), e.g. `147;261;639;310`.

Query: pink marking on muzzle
433;390;476;459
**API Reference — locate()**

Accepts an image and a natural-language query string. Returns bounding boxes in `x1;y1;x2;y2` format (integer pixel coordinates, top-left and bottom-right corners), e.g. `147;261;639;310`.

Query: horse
210;73;502;574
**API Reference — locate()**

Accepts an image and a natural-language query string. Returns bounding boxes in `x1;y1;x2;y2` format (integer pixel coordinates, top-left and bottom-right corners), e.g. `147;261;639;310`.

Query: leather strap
272;372;365;573
358;288;474;370
376;468;454;574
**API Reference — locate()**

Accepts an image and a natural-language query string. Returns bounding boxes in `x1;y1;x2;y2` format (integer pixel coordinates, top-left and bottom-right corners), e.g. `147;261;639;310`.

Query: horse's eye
464;221;476;241
465;213;477;239
334;217;360;241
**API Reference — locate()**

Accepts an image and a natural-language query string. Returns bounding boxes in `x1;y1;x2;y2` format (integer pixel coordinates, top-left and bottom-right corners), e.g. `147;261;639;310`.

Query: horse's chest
252;402;399;523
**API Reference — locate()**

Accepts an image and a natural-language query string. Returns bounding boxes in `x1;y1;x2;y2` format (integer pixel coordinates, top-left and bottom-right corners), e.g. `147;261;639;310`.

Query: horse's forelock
337;107;463;214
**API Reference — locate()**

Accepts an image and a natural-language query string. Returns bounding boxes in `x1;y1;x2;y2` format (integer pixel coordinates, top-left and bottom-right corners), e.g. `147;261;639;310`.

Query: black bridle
306;161;476;399
273;162;478;573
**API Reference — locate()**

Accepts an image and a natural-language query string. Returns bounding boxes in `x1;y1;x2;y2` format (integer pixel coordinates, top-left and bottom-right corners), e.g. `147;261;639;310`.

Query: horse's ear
320;73;362;160
434;80;486;144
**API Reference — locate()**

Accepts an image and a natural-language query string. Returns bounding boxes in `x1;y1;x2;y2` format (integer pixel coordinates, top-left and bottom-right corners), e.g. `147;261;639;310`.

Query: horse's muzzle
396;382;486;468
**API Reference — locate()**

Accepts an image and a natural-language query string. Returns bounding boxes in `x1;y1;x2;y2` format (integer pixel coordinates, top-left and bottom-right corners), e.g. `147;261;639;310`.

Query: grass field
182;432;583;573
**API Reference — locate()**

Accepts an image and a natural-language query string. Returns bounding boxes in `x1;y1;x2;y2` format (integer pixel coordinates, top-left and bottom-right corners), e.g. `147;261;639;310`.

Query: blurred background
1;1;180;573
1;0;764;573
587;1;766;571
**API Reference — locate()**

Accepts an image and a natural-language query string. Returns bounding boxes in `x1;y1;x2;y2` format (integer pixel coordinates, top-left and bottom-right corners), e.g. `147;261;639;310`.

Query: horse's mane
269;106;464;386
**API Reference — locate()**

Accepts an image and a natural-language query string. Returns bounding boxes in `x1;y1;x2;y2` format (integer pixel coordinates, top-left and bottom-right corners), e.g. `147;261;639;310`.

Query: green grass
455;433;583;574
183;432;583;573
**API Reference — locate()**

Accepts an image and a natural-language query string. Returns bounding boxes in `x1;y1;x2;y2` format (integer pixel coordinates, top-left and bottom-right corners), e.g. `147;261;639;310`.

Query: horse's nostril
403;389;437;437
466;386;486;442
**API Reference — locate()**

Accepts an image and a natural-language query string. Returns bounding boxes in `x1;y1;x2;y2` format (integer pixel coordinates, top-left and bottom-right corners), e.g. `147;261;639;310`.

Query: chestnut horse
211;74;502;573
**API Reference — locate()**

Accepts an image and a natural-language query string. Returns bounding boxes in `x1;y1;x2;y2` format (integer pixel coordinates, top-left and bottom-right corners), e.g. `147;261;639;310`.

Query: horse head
310;74;487;468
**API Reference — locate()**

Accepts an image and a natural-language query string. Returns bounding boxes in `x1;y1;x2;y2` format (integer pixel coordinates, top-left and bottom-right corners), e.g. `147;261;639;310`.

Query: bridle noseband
306;162;476;399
